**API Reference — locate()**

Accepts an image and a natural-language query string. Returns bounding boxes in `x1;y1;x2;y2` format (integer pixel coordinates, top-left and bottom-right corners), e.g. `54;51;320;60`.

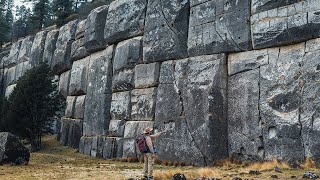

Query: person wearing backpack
137;127;162;180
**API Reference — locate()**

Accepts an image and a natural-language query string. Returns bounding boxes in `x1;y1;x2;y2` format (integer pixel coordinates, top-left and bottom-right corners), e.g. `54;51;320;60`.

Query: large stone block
251;1;320;49
154;54;228;166
110;91;131;120
104;0;147;44
228;69;263;161
4;40;21;67
71;38;88;62
131;88;157;121
143;0;189;62
188;0;251;56
122;139;136;158
43;30;59;66
59;118;83;149
123;121;154;139
103;137;123;159
15;61;30;80
65;96;76;118
85;6;109;52
76;19;86;40
108;120;125;137
112;69;135;92
69;56;90;96
52;20;79;75
83;46;114;136
113;37;143;74
79;136;93;155
74;95;86;119
4;66;16;87
30;31;48;66
18;36;34;63
58;70;71;98
251;0;300;14
134;63;160;89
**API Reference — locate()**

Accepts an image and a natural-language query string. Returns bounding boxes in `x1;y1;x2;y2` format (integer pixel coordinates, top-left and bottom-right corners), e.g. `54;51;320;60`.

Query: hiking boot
148;176;154;180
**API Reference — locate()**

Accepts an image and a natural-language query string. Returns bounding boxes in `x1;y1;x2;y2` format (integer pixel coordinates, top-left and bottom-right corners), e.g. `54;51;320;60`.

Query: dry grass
242;158;290;172
301;157;318;170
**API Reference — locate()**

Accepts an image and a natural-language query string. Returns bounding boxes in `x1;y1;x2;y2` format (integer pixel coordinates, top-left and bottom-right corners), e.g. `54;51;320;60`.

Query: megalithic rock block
18;36;34;63
30;31;48;66
43;30;59;66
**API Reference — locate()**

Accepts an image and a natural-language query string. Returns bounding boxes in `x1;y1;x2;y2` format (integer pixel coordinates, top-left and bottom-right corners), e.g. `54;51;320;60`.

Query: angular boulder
134;62;160;89
112;69;135;92
103;137;123;159
68;56;90;96
108;120;125;137
188;0;251;56
110;91;131;120
30;31;48;66
52;20;78;75
43;30;59;66
83;46;114;136
4;40;21;67
104;0;147;44
5;84;16;98
74;95;86;119
251;1;320;49
154;54;228;166
131;88;157;121
143;0;189;62
84;6;109;52
251;0;300;14
0;132;30;165
113;37;143;74
71;38;88;62
18;36;34;63
58;70;71;98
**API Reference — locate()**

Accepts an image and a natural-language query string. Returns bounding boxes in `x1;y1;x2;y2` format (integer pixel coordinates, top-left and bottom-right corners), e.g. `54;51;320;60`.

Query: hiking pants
143;153;154;177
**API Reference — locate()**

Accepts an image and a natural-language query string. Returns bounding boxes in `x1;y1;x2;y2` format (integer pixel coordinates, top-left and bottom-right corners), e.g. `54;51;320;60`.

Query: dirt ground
0;135;319;180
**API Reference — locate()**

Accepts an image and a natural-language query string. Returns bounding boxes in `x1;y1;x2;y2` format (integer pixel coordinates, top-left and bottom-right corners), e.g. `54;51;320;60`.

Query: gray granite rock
112;69;135;92
131;88;157;121
15;61;29;80
58;70;71;98
18;36;34;63
69;56;90;96
74;95;86;119
59;118;71;146
134;62;160;89
4;40;21;67
85;6;109;52
30;31;48;66
52;20;79;75
113;37;143;74
251;0;300;14
71;38;89;62
83;46;114;136
188;0;251;56
251;1;320;49
5;84;16;98
104;0;147;44
4;66;16;87
76;19;86;40
228;69;263;161
123;121;154;139
43;30;59;66
65;96;76;118
103;137;123;159
143;0;189;63
110;91;131;120
67;119;83;149
122;139;136;158
154;54;228;166
108;120;125;137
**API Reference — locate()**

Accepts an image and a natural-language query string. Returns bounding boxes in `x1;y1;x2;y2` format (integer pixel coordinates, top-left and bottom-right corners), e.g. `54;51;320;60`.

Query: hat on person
143;127;153;134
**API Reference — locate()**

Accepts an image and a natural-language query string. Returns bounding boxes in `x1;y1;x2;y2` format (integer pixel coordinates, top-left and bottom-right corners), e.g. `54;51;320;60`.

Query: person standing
142;127;162;180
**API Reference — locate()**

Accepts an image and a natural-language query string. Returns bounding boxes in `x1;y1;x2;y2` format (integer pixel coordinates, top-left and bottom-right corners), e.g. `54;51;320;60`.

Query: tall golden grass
244;158;290;172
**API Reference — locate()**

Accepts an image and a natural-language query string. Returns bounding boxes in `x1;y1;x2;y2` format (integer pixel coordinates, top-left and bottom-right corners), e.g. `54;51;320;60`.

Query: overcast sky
14;0;32;9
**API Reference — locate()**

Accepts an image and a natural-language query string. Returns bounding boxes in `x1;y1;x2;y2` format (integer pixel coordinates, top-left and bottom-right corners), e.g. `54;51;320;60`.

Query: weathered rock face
188;0;251;56
251;0;320;49
154;54;228;166
18;36;34;63
43;30;59;65
131;88;157;121
58;70;71;98
228;40;320;162
69;56;90;96
143;0;189;63
251;0;300;14
30;31;48;66
110;91;131;121
0;132;30;165
134;63;160;89
59;118;83;149
4;40;21;67
104;0;147;44
5;84;16;98
83;46;114;136
52;20;79;75
85;6;108;52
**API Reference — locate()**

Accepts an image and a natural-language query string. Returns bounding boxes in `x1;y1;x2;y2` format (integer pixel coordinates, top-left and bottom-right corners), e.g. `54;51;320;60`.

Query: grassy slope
0;136;319;180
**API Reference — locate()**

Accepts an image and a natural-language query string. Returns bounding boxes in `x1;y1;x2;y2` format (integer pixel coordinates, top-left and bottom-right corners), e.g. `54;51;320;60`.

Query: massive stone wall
1;0;320;166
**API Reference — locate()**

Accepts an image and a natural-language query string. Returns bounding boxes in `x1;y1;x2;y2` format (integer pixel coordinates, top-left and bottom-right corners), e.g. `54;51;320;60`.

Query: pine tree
53;0;74;27
2;63;64;151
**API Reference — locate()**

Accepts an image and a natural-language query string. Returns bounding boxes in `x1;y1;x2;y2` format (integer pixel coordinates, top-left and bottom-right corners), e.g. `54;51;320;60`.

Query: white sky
14;0;33;9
